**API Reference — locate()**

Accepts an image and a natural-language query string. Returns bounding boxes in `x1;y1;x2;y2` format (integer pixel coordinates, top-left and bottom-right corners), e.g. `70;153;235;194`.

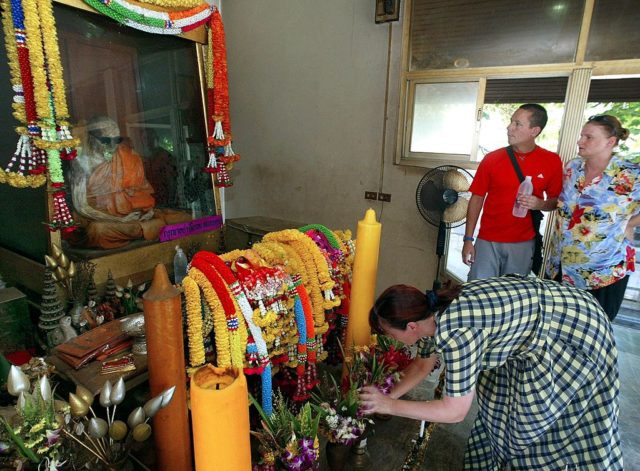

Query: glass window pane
585;79;640;154
51;5;215;256
586;0;640;61
410;0;584;70
410;81;478;155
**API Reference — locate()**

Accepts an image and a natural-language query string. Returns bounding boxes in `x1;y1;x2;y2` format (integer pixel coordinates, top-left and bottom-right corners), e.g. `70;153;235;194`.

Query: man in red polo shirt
462;104;563;280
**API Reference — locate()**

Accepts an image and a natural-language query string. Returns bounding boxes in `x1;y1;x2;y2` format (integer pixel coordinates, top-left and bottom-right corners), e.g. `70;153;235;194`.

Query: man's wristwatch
463;236;475;242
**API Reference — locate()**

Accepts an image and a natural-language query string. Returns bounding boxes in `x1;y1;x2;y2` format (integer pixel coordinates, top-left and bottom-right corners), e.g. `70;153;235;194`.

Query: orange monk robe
87;145;156;216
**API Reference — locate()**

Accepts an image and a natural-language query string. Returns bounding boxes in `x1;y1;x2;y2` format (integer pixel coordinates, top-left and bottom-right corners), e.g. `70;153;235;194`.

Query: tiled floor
326;323;640;470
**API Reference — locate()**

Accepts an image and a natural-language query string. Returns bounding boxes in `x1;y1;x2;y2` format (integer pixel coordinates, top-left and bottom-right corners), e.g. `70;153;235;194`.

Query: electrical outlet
365;191;378;200
378;192;392;202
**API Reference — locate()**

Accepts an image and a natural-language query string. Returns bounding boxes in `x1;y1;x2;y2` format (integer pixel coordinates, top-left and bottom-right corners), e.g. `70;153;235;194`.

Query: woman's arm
625;214;640;241
388;355;439;400
360;386;474;423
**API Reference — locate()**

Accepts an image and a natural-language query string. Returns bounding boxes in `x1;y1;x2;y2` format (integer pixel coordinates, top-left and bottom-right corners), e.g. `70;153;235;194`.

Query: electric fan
416;165;473;289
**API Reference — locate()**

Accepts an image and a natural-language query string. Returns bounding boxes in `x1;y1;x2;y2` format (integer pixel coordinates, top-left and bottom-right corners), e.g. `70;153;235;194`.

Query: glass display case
0;1;220;293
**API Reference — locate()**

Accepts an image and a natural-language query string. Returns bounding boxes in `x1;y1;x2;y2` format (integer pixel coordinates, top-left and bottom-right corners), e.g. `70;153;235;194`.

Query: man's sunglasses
90;132;123;146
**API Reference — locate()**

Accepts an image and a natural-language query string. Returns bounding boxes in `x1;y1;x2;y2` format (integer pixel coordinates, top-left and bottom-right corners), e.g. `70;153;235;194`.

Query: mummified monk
69;116;189;249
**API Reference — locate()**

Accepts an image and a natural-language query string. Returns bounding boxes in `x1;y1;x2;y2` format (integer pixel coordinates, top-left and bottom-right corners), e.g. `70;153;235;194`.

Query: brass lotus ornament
62;377;178;468
109;420;128;440
44;254;58;269
132;423;152;442
68;392;90;418
75;385;94;407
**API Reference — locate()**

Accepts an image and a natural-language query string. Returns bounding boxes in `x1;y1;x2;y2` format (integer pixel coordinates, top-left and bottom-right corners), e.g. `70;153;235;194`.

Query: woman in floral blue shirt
547;115;640;320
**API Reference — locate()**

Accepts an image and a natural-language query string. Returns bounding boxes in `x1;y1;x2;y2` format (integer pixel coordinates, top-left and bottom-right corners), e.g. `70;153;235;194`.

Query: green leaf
1;417;39;463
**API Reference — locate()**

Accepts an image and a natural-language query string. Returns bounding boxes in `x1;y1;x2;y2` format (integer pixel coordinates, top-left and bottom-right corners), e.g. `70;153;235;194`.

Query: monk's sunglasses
90;132;123;146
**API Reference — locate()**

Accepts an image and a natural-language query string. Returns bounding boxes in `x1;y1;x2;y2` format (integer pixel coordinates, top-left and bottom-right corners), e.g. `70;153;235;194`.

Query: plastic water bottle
512;175;533;218
173;245;188;285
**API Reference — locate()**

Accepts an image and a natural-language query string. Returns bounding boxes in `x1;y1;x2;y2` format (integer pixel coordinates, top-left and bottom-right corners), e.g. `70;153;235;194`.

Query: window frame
394;0;640;283
395;0;640;170
402;76;485;168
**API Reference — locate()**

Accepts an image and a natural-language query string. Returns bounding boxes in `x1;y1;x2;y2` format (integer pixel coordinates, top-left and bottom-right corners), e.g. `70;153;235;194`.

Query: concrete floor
323;322;640;470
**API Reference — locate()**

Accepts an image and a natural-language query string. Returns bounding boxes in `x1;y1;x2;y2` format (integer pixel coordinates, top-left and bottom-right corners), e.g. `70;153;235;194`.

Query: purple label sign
158;215;223;242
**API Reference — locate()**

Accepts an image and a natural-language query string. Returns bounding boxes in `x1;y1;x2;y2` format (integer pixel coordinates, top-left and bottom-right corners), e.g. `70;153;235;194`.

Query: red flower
568;206;585;230
626;245;636;272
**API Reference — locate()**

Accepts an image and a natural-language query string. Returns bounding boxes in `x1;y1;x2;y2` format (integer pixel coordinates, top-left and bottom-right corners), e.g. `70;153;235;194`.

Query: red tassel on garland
48;190;76;233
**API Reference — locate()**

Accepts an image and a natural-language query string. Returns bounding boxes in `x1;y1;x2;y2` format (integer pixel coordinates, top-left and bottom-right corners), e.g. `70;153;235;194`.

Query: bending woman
547;114;640;320
359;276;622;470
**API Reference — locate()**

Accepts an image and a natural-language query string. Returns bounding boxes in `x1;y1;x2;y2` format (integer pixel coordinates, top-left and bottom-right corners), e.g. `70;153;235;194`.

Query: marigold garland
1;1;24;123
265;230;336;333
195;251;269;371
253;241;306;284
183;275;205;367
188;267;231;367
37;0;71;120
1;0;78;230
191;256;246;368
264;230;334;291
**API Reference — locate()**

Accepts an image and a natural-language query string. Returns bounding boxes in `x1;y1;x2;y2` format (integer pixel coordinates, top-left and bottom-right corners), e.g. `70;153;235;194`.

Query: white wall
221;0;441;293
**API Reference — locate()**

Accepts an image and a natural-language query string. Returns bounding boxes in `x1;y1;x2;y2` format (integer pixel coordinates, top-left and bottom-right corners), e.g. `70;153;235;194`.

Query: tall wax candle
344;208;381;350
143;264;192;471
191;365;251;470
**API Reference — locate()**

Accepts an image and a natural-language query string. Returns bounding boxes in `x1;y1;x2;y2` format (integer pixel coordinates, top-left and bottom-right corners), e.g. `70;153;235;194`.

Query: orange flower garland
203;10;239;186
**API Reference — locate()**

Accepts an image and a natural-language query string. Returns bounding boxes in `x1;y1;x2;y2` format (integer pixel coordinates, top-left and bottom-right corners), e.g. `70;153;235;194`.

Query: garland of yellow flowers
266;230;334;293
263;230;332;335
182;275;205;367
187;267;232;367
252;241;312;348
254;241;307;284
2;0;78;229
1;1;24;124
192;256;247;368
0;0;47;188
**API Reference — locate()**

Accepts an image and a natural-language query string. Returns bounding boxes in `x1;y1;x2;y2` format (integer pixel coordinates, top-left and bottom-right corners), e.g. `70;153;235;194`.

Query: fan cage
415;165;473;229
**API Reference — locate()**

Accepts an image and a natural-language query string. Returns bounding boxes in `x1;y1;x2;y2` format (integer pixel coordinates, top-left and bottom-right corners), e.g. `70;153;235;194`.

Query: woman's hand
359;385;393;416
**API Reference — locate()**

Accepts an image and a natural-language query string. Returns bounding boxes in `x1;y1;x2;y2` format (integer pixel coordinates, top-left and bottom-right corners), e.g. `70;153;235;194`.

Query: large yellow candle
344;208;381;350
143;264;192;471
191;365;252;471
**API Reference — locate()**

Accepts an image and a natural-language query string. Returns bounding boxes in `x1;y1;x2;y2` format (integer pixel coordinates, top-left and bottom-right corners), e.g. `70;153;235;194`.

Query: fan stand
433;189;457;290
433;221;447;291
